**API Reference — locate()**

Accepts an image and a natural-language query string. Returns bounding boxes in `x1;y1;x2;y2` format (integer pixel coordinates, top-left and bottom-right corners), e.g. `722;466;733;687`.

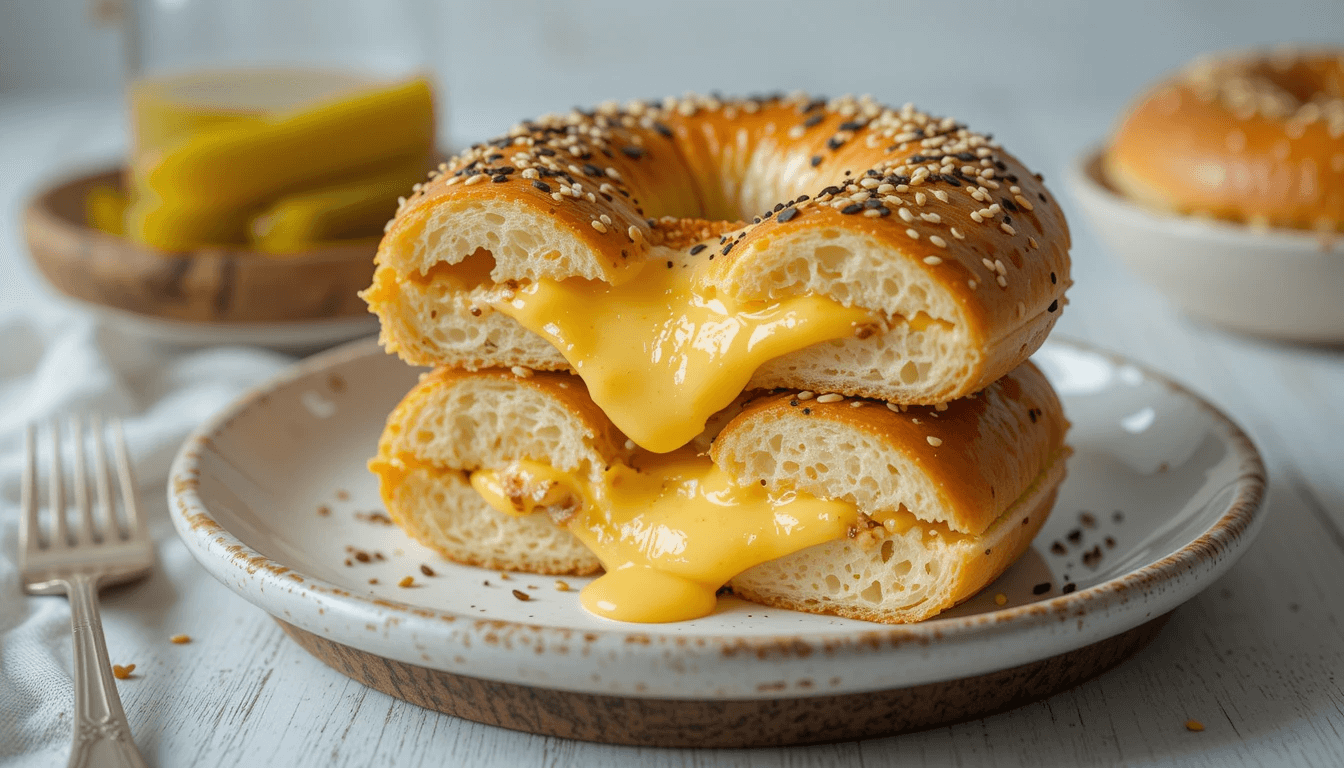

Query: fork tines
21;416;143;551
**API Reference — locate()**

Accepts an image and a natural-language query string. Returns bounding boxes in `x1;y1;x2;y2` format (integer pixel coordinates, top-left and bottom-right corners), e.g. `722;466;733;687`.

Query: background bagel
1104;48;1344;231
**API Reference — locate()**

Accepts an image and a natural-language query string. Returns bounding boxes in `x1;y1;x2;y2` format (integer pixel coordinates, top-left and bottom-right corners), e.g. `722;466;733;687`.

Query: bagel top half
364;93;1071;450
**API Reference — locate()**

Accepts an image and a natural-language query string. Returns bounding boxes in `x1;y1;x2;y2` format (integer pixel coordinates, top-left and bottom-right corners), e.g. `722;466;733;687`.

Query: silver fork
20;416;153;768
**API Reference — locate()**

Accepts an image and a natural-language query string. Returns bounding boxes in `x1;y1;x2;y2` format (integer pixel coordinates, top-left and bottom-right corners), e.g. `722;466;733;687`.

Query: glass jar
91;0;442;254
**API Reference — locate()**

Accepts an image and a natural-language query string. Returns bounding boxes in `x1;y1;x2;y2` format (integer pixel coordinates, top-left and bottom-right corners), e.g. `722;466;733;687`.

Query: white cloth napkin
0;302;293;764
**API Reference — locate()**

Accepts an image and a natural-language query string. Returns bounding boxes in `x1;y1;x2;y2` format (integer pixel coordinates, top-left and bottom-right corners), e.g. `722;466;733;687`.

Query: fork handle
65;573;149;768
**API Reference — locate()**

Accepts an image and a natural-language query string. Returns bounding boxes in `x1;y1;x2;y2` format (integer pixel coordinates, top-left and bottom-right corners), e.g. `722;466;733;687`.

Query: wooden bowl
23;167;378;348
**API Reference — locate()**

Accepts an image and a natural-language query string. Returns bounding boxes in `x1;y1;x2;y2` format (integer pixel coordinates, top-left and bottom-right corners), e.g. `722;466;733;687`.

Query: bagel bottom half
370;364;1069;624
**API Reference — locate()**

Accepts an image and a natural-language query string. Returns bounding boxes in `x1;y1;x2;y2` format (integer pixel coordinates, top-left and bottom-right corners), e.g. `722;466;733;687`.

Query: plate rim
168;335;1267;689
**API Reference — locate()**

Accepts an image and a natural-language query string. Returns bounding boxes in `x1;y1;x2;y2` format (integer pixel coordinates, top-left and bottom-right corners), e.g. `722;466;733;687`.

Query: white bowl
1067;148;1344;343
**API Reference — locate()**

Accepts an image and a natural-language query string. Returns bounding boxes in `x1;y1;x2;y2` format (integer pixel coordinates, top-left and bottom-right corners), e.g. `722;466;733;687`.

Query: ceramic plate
168;337;1266;700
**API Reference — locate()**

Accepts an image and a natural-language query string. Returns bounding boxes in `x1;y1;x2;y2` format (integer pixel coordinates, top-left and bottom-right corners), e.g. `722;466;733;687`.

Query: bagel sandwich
369;362;1069;625
362;93;1072;453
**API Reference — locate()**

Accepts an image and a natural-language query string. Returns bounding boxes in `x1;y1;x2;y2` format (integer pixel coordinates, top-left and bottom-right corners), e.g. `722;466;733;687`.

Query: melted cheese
470;451;858;623
490;263;873;453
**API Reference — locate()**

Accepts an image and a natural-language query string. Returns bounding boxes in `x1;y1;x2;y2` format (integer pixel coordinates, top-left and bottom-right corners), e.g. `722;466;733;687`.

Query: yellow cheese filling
470;452;859;623
489;263;874;453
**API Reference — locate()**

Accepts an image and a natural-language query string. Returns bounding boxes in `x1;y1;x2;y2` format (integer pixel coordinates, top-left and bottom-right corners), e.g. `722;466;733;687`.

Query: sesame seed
996;275;1008;287
929;236;947;249
398;576;415;588
170;634;191;644
465;174;486;186
1014;194;1034;211
968;279;978;289
796;391;815;400
531;180;551;193
1001;222;1016;236
850;401;864;408
777;207;799;223
551;192;563;202
816;393;844;403
897;207;915;223
887;402;901;412
926;436;943;447
906;228;920;239
510;366;533;378
1028;236;1038;249
950;227;965;240
554;580;571;592
863;208;883;217
841;204;864;215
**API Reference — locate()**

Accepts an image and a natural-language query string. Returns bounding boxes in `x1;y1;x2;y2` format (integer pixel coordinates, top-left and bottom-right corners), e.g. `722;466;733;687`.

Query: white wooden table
1;92;1342;768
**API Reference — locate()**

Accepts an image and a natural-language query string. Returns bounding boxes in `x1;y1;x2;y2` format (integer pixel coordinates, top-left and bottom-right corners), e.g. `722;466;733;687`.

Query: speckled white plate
168;337;1266;706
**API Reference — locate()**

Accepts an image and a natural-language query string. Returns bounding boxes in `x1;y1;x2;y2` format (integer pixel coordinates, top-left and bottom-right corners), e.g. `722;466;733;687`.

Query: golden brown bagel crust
366;93;1071;405
1105;48;1344;231
710;360;1067;536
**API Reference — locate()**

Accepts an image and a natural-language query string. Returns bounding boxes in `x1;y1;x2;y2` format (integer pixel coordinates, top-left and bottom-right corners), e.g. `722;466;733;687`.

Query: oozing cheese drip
490;263;873;453
470;452;858;623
